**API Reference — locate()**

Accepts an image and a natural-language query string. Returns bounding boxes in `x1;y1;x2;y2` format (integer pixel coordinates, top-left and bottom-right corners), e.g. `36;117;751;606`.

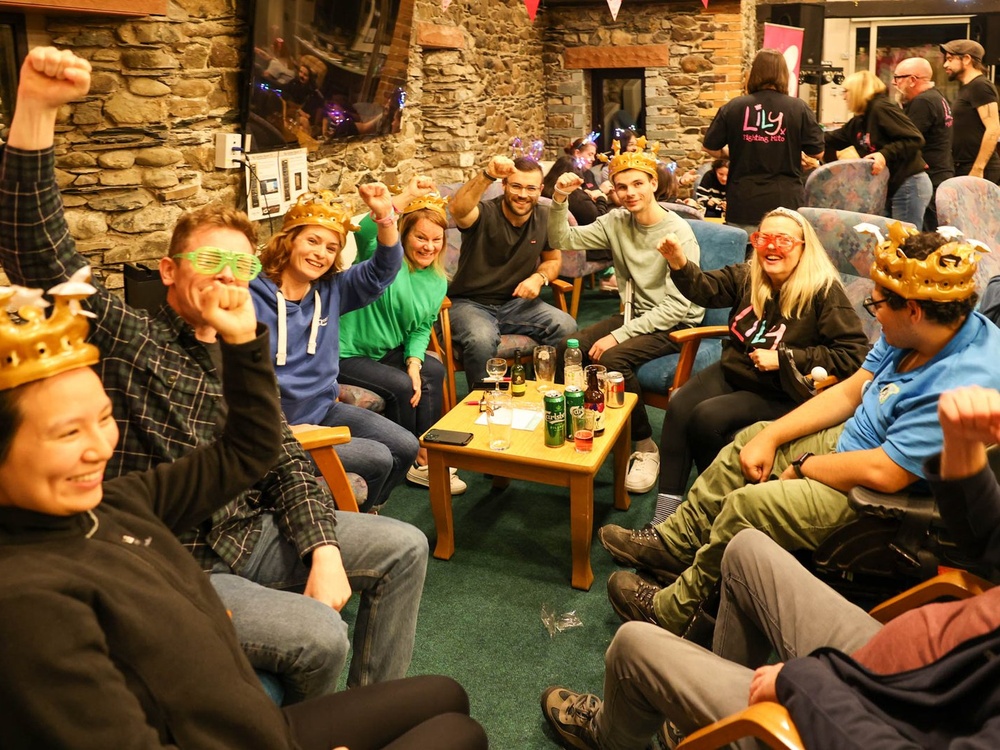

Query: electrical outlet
214;133;243;170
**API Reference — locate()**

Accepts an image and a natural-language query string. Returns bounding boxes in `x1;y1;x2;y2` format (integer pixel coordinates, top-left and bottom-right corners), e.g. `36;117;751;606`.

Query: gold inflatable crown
0;269;101;391
597;135;660;179
283;191;360;238
401;192;449;222
860;222;990;302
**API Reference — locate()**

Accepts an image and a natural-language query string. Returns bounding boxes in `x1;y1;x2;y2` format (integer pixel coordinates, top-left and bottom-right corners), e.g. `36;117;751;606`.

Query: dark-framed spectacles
862;296;890;317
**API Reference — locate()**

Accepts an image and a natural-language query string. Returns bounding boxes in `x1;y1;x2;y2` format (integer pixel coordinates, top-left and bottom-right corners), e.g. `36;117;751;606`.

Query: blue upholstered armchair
636;220;749;410
804;159;890;216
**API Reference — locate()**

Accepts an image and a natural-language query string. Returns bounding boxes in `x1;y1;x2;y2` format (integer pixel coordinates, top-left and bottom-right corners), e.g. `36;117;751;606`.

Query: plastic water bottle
564;339;584;390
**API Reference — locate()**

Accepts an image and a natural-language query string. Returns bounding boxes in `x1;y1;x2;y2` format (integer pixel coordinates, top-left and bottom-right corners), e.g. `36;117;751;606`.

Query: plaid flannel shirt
0;145;339;572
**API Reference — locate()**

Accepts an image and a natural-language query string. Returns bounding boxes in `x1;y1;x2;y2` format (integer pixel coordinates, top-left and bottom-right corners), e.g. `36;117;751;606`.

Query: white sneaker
625;451;660;494
405;464;468;495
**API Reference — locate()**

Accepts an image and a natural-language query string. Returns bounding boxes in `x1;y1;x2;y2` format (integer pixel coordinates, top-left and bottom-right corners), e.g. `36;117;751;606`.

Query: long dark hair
542;155;586;199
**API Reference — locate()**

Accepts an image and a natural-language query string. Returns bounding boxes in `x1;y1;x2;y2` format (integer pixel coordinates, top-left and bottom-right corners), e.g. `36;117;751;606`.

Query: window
590;69;645;152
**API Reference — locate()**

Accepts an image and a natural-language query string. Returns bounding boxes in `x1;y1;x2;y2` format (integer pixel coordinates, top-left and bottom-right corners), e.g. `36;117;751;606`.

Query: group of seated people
4;45;1000;750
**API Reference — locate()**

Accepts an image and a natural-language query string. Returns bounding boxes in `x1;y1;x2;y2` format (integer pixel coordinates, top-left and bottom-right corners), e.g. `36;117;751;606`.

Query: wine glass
486;357;508;385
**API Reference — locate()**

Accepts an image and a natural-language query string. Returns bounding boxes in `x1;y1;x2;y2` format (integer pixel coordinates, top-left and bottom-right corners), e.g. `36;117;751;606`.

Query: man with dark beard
942;39;1000;183
446;155;577;383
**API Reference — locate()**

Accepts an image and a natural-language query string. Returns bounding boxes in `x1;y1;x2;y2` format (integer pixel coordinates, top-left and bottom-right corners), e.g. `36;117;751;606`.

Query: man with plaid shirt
1;46;427;703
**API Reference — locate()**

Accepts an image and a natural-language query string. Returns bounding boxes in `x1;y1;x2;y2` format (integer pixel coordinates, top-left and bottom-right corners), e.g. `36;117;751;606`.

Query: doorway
590;69;646;153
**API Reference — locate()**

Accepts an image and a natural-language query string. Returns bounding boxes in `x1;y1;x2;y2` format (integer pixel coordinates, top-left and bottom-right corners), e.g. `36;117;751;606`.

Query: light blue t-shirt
837;311;1000;478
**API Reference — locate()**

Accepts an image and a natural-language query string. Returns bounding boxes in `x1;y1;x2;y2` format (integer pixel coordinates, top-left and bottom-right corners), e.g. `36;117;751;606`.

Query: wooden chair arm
437;297;458;410
677;702;803;750
668;326;730;394
291;424;360;513
668;325;730;345
290;424;352;450
868;569;995;624
551;278;573;313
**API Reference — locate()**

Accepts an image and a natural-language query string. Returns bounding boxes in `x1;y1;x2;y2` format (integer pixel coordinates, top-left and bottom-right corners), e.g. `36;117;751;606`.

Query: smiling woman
249;185;421;512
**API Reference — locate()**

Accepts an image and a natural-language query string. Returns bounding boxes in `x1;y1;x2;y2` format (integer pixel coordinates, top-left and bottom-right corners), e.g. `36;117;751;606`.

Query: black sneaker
540;686;601;750
598;524;688;584
607;570;661;625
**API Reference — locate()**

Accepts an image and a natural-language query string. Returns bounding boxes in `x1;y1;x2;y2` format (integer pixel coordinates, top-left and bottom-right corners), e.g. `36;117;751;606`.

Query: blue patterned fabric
805;159;890;215
935;177;1000;287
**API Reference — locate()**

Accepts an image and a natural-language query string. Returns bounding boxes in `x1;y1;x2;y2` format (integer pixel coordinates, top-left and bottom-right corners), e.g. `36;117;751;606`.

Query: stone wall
11;0;753;287
543;0;754;172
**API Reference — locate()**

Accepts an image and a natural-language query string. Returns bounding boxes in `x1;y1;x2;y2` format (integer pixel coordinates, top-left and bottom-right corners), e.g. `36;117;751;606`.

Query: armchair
804;159;890;215
676;569;995;749
291;424;361;513
636;220;749;410
934;176;1000;287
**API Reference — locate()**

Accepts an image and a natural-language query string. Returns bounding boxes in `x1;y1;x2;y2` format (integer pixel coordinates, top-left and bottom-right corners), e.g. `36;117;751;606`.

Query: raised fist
20;47;92;110
358;181;394;219
486;155;516;180
555;173;584;194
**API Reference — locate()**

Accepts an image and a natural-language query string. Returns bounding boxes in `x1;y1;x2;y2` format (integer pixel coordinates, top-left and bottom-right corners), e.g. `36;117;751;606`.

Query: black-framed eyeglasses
891;74;913;81
862;296;890;317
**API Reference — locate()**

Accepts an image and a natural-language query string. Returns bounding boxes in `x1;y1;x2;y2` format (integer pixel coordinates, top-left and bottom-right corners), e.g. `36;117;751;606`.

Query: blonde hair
843;70;886;115
748;208;842;319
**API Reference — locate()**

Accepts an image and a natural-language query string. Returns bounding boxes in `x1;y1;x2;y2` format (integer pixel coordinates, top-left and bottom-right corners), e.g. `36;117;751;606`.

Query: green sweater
340;215;448;361
548;200;705;341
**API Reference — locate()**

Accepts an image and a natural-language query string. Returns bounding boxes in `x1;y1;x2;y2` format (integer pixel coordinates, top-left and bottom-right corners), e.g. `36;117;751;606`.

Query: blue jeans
211;512;428;703
339;348;445;438
890;172;932;228
448;296;577;384
320;398;419;511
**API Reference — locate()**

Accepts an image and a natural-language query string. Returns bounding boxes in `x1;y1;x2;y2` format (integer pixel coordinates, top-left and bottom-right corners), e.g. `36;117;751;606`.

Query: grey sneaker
405;463;468;495
607;570;661;626
598;524;687;584
540;686;601;750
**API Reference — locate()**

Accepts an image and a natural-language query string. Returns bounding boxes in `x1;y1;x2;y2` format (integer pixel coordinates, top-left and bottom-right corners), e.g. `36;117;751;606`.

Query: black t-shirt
903;88;954;186
695;170;727;218
952;75;1000;170
449;195;549;306
703;90;824;226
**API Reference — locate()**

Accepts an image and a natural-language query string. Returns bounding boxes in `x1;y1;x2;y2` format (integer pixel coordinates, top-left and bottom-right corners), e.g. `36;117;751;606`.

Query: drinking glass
486;390;513;451
486;357;507;383
533;345;556;392
571;407;595;453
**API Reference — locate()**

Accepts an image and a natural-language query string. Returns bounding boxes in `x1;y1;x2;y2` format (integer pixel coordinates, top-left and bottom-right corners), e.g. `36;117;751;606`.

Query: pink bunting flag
701;0;709;7
607;0;621;20
524;0;540;21
441;0;451;8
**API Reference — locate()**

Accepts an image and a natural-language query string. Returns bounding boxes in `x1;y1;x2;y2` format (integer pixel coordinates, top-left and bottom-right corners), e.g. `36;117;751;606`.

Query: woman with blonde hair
613;208;869;528
825;70;931;227
251;184;419;512
339;193;467;494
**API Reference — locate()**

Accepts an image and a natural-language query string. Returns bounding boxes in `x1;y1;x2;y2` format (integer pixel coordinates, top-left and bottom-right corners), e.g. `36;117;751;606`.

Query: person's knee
395;520;431;568
411;674;471;714
721;528;771;578
605;621;648;673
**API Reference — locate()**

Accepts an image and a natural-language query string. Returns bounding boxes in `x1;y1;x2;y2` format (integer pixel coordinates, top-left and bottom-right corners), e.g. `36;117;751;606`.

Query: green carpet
374;286;664;748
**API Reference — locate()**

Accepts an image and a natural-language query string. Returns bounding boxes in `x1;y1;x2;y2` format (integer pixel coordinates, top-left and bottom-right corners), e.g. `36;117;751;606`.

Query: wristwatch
791;452;814;479
536;271;549;286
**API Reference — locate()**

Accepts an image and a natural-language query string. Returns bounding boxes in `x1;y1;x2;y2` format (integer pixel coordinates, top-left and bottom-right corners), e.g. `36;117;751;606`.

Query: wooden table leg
427;450;455;560
491;476;511;490
569;473;595;590
613;412;632;511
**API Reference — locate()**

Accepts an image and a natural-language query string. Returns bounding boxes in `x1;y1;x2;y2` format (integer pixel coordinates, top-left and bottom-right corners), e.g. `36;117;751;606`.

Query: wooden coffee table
421;382;637;590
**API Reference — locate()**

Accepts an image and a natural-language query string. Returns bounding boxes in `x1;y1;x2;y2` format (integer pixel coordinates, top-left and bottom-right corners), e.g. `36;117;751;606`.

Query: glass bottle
511;348;526;397
584;365;605;436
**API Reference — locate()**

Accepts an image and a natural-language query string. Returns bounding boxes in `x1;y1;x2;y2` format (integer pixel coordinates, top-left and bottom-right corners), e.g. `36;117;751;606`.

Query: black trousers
657;362;795;495
556;313;683;442
283;676;487;750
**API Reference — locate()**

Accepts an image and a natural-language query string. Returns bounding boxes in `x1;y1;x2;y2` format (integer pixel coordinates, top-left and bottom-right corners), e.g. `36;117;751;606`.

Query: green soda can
544;390;566;447
564;386;584;442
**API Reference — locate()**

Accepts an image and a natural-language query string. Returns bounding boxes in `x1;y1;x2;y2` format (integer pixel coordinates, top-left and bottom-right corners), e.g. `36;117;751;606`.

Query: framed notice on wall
243;148;309;223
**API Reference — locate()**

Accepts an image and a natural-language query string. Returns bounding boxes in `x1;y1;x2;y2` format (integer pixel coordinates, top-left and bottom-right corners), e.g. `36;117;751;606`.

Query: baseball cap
941;40;985;60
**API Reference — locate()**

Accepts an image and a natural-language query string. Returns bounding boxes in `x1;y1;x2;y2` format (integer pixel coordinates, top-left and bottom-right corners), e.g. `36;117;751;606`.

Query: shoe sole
406;472;467;496
624;479;658;494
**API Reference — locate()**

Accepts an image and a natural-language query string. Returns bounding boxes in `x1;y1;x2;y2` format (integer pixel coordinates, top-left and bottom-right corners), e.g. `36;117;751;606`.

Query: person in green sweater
340;192;467;494
548;140;705;495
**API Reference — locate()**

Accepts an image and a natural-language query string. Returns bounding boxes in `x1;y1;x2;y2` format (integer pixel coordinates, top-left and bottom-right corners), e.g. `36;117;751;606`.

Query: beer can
564;386;584;441
605;371;626;408
544;390;566;447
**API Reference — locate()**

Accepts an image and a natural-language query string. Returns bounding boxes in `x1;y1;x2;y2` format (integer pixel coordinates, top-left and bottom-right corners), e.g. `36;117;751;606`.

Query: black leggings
283;675;488;750
658;362;795;495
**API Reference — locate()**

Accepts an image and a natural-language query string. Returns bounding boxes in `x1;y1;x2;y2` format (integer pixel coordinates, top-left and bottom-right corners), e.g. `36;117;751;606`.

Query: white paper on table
474;408;543;431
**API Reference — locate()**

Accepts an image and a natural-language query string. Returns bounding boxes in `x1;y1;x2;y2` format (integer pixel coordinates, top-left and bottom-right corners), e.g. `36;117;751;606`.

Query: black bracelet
482;169;498;181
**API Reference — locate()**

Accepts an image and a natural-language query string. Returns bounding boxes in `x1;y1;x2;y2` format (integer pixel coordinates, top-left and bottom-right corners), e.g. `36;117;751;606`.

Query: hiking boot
607;571;661;626
598;524;687;584
540;686;601;750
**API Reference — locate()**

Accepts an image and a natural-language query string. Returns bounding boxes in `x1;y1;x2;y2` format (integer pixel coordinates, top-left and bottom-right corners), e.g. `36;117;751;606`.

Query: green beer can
564;386;584;442
544;390;566;447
